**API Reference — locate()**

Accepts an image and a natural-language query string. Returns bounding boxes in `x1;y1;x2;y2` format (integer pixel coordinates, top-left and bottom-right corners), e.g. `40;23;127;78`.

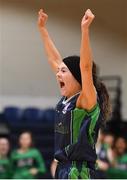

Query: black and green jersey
55;93;101;179
11;148;46;179
107;154;127;179
0;157;11;179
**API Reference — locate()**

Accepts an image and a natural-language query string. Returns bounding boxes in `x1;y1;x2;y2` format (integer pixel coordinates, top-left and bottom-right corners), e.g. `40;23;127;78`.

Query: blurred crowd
1;129;127;179
0;132;46;179
96;128;127;179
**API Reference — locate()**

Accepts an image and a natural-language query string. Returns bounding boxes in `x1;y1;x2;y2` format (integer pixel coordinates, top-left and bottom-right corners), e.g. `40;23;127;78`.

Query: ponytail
92;62;112;121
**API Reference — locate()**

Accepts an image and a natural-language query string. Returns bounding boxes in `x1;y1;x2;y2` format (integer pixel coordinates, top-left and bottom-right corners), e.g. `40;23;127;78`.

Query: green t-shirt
11;148;46;179
0;157;11;179
107;154;127;179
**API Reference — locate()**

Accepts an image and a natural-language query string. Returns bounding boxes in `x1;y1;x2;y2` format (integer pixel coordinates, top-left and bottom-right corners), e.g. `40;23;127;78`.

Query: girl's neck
18;147;29;153
63;91;80;104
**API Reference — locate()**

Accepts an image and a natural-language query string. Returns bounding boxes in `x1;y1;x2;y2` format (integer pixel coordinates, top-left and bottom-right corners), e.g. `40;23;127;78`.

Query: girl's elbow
80;61;92;71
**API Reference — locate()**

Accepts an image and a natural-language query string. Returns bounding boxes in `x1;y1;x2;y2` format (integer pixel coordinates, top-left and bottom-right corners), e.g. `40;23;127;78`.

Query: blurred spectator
0;137;11;179
96;129;106;155
96;129;114;171
107;136;127;179
10;131;46;179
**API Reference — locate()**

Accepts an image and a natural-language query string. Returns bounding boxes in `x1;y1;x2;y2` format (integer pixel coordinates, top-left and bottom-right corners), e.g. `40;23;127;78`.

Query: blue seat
23;107;44;124
43;108;55;124
4;107;23;126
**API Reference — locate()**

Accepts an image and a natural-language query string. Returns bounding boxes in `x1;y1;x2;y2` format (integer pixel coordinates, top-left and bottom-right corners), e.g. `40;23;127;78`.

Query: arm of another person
38;9;62;74
33;150;46;175
76;9;97;111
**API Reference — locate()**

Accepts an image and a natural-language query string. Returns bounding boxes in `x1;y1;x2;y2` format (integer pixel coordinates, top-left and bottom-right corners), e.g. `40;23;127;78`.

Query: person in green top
0;137;11;179
106;136;127;179
96;130;114;171
11;131;46;179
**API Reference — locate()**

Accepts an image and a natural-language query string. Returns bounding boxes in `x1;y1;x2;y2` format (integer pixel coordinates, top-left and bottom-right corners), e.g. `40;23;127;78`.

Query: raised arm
77;9;97;110
38;9;62;73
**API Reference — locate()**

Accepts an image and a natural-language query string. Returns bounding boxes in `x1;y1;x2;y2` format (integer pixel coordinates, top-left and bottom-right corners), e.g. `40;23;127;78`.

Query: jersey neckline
62;91;81;105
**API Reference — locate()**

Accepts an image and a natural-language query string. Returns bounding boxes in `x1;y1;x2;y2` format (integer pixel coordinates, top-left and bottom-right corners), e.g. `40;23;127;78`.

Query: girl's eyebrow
61;67;68;70
57;67;68;71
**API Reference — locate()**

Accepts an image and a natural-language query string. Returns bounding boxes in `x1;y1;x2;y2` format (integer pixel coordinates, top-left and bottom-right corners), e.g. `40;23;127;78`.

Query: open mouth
59;81;65;88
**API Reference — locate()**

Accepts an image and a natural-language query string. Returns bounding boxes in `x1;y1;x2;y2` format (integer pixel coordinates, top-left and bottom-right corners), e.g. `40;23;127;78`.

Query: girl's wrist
39;27;49;38
81;27;89;34
81;28;90;39
39;26;47;31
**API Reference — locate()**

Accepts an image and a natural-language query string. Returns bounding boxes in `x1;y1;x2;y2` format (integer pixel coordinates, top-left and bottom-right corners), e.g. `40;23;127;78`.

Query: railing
100;76;122;121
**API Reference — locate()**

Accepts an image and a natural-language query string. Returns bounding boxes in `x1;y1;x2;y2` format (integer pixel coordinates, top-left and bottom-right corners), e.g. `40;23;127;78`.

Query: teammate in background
11;131;46;179
38;9;111;179
0;137;10;179
96;130;114;171
107;136;127;179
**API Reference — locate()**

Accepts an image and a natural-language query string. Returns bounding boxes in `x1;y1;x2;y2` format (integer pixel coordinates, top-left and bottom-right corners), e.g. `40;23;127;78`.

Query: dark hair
63;55;111;121
92;61;112;121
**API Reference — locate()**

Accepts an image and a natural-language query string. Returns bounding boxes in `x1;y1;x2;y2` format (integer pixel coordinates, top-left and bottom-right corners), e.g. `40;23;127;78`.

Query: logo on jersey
62;102;71;114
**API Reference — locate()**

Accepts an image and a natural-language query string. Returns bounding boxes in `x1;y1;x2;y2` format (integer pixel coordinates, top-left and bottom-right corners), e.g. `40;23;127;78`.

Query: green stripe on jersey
72;108;87;143
72;103;100;144
88;104;100;145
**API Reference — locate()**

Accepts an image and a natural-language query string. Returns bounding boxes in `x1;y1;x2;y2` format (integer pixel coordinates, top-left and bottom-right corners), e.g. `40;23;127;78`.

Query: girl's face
0;138;9;156
19;133;32;149
56;62;81;98
115;137;127;155
104;135;114;147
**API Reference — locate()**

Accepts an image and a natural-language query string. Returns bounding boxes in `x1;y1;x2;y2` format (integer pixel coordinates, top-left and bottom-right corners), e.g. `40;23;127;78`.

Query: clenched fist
81;9;95;30
38;9;48;29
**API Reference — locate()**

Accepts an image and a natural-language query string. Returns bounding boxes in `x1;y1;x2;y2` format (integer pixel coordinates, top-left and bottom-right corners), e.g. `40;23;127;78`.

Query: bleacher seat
23;107;44;124
43;108;55;124
4;107;23;126
2;106;55;178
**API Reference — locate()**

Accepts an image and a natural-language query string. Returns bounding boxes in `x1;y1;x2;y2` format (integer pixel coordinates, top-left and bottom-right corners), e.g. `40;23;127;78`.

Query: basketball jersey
0;157;10;178
107;154;127;179
11;148;46;179
54;93;102;178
